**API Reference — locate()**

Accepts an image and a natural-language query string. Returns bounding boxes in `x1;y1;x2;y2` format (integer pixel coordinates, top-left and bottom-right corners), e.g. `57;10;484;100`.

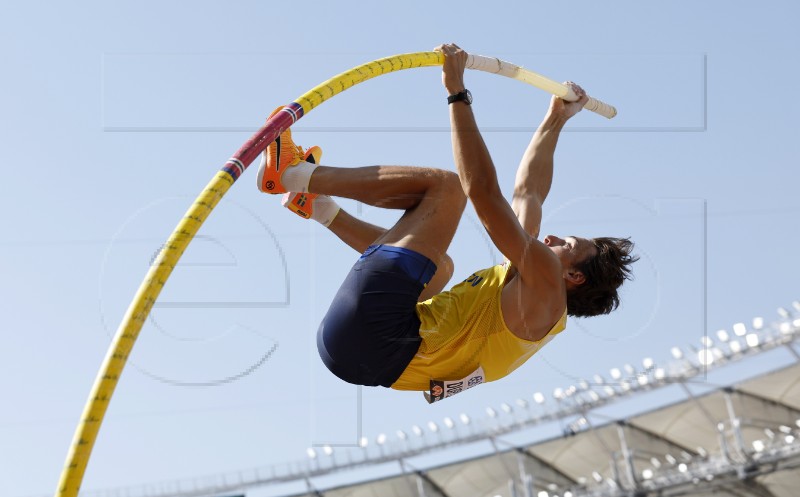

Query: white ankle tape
282;161;318;193
312;195;341;227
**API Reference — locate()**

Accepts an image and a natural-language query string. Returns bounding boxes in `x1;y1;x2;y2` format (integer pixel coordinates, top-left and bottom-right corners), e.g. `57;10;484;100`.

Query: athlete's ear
565;269;586;286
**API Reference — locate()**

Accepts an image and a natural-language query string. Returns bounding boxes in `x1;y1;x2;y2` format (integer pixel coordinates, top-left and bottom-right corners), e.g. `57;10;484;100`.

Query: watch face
464;89;472;104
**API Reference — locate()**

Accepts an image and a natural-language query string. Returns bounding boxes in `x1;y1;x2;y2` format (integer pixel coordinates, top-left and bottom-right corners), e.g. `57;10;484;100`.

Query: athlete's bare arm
511;84;588;237
436;43;563;302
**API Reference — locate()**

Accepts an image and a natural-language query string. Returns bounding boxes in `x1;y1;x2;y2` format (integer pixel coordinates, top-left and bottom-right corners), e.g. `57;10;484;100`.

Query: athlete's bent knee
439;253;455;282
435;170;467;208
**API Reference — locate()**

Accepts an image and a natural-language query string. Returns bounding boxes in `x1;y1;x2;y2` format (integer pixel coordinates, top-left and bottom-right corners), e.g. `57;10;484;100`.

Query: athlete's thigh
374;182;466;266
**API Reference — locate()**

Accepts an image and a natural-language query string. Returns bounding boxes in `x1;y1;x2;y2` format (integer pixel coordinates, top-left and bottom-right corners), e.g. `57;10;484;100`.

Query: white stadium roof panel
287;363;800;497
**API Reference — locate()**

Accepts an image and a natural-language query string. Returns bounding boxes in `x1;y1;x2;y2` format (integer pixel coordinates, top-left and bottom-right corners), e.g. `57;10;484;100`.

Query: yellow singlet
391;262;567;392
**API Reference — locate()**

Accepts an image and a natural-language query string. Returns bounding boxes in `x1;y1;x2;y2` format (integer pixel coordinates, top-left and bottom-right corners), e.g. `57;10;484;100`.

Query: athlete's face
543;235;597;273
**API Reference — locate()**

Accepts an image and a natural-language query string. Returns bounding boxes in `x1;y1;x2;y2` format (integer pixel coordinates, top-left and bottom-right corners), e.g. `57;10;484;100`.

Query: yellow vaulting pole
56;51;615;497
55;172;235;497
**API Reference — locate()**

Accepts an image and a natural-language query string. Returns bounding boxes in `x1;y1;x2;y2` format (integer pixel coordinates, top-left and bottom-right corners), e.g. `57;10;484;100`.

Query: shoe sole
257;135;285;193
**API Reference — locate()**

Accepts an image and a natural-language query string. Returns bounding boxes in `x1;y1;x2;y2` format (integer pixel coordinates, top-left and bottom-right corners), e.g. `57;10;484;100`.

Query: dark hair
566;237;638;318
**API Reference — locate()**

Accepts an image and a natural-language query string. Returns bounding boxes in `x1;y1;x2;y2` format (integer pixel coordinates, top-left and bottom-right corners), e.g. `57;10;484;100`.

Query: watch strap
447;89;471;105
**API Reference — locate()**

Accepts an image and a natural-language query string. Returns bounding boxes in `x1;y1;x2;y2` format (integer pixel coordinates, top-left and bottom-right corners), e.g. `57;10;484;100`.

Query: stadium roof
293;361;800;497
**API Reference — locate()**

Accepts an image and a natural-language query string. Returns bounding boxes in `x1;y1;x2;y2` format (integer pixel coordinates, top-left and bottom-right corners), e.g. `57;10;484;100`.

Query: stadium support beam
677;381;724;430
724;389;749;459
415;470;451;497
489;437;523;482
398;458;451;497
738;477;780;497
616;422;638;492
732;387;800;417
303;477;323;497
624;420;698;454
515;448;577;485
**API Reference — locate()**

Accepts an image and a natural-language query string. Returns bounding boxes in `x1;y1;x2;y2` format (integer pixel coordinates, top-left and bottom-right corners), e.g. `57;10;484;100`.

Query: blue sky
2;1;799;495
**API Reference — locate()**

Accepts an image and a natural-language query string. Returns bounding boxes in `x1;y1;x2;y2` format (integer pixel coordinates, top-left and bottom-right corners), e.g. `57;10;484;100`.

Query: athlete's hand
549;81;589;120
434;43;468;95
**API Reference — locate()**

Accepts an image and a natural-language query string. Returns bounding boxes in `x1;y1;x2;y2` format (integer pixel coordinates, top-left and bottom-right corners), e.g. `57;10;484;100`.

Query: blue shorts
317;245;437;387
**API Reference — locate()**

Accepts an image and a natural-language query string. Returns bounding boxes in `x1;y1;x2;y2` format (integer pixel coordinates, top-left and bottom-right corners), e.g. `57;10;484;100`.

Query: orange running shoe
303;145;322;165
282;192;319;220
282;145;323;219
257;106;306;194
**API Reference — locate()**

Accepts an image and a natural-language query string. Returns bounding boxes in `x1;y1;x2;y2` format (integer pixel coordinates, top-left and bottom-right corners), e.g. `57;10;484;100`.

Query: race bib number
424;366;485;404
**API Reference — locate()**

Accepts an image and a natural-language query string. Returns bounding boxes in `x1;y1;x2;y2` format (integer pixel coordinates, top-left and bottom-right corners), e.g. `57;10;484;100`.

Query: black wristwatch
447;89;472;105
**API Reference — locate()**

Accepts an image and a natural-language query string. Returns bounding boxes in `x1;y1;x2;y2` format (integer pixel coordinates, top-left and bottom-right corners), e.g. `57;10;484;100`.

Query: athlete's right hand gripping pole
465;54;617;119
